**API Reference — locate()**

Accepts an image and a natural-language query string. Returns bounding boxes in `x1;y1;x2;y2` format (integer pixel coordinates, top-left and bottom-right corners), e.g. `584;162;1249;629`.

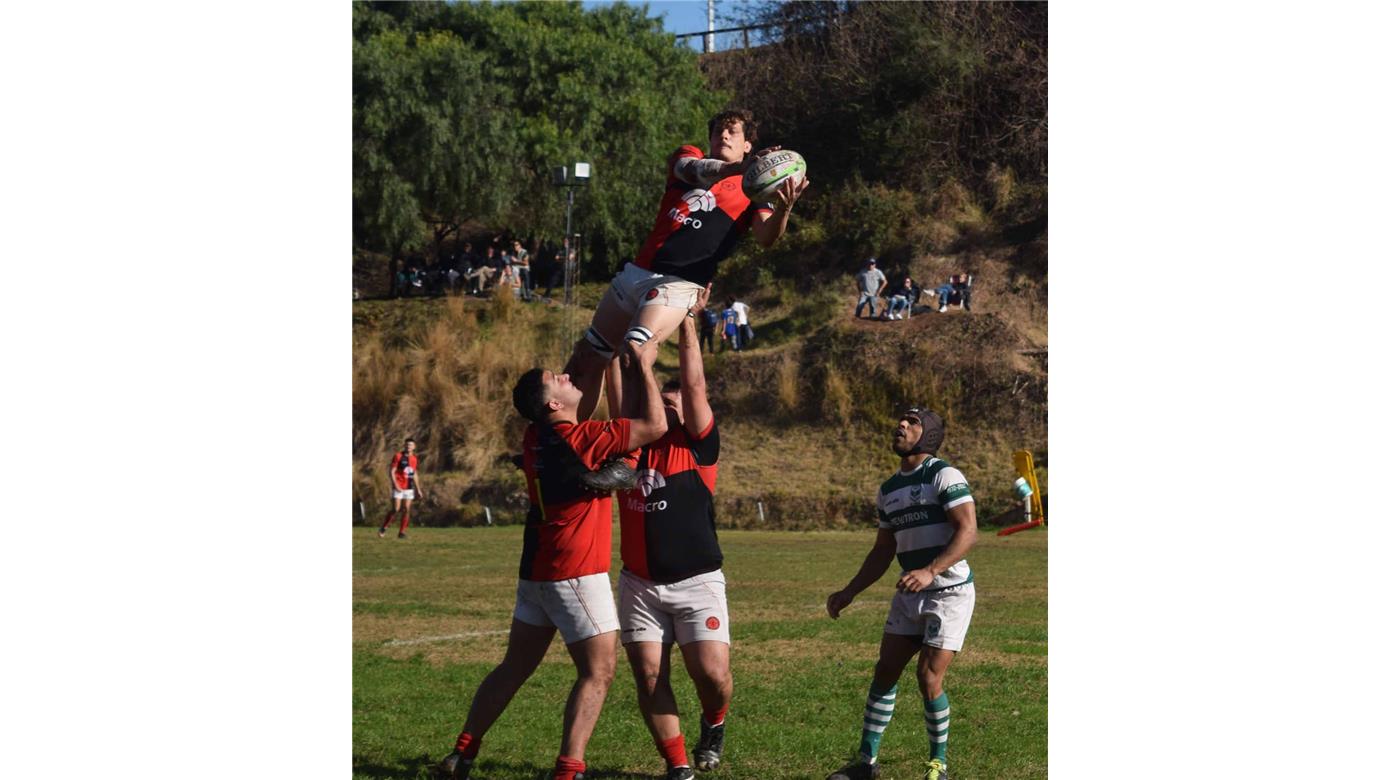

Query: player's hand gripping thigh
630;300;690;348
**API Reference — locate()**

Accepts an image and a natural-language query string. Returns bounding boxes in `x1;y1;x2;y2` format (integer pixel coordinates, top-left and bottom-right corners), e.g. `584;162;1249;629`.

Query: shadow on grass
353;754;654;780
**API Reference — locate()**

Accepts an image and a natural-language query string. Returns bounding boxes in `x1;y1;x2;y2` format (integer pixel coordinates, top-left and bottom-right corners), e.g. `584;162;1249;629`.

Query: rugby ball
742;149;806;201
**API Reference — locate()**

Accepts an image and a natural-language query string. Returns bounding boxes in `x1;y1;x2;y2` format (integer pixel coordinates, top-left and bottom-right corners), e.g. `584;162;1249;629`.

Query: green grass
354;527;1046;779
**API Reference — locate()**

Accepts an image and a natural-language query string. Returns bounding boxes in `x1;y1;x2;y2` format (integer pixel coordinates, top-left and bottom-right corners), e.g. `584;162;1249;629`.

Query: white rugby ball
742;149;806;201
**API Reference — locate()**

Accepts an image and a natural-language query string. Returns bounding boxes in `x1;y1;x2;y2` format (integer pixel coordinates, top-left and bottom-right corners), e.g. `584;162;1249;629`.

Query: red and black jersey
620;418;722;583
632;146;773;286
519;419;632;582
390;452;418;490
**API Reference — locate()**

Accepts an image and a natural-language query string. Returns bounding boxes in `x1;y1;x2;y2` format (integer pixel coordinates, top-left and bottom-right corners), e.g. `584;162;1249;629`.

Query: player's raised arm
673;148;747;189
603;355;624;421
826;526;898;618
678;284;714;439
752;174;810;248
619;338;667;451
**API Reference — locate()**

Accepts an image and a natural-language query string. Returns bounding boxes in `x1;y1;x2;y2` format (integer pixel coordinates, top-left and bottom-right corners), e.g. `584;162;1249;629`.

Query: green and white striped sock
858;681;897;763
925;692;950;764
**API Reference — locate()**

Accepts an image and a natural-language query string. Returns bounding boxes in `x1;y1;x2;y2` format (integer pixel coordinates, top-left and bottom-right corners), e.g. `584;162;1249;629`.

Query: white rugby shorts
514;572;620;645
391;488;416;500
883;581;976;651
609;262;703;313
618;568;730;646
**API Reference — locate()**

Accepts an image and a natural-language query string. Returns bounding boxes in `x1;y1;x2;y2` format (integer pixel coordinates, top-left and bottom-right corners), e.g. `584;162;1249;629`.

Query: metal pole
706;0;715;53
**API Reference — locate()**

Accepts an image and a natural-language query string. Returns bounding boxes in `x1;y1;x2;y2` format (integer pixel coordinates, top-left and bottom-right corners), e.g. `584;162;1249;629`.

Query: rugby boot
825;759;880;780
666;766;696;780
692;719;725;771
435;751;472;779
922;758;949;780
578;455;637;492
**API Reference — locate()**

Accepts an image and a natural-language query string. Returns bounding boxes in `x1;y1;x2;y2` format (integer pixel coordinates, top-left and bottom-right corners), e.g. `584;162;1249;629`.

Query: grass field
354;527;1047;779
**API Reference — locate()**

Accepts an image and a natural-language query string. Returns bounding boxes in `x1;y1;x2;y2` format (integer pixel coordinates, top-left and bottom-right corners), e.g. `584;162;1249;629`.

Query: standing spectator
933;273;972;313
720;303;740;352
882;277;917;320
699;305;719;354
379;439;424;539
855;258;887;319
509;239;534;301
728;297;754;349
391;259;409;298
544;240;573;301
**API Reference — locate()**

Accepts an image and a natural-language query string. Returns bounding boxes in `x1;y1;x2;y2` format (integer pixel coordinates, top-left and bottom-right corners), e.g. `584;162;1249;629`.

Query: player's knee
582;327;615;359
633;668;664;698
873;657;904;683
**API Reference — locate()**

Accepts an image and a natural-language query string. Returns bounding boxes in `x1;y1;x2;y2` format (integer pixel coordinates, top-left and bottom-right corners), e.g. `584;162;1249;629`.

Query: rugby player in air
602;286;731;779
562;108;810;423
824;408;978;780
436;339;667;780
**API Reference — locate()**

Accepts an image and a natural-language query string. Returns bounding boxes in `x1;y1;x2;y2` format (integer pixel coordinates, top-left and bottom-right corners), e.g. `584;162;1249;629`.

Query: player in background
603;286;730;779
380;438;422;539
436;341;668;780
824;408;978;780
563;109;810;421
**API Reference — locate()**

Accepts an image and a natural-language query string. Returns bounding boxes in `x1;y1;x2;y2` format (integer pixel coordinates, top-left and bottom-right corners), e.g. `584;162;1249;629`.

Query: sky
581;0;750;51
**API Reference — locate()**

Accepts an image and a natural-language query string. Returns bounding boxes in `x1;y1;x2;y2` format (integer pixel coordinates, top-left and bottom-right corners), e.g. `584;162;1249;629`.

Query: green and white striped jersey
877;456;974;589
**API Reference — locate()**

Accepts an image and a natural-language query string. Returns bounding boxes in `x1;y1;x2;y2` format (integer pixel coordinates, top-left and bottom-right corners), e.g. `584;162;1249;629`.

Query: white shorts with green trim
618;568;730;646
883;581;976;651
513;572;620;645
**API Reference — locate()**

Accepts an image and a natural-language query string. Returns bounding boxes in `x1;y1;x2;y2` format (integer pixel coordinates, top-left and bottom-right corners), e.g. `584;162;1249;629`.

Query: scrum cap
900;406;945;456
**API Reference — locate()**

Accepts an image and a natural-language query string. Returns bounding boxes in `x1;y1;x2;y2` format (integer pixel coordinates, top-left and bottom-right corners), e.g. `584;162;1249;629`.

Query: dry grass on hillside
353;289;561;525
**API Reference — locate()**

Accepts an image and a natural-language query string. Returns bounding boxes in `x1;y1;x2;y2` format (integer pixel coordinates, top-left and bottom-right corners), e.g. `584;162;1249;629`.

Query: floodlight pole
553;163;591;363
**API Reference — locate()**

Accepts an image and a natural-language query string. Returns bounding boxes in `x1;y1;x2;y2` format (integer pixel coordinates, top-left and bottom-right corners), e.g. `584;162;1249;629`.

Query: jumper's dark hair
512;368;550;422
708;109;758;145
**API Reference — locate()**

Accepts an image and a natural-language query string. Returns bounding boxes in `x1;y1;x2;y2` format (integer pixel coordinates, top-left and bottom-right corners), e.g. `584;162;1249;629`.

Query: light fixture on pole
552;162;591;363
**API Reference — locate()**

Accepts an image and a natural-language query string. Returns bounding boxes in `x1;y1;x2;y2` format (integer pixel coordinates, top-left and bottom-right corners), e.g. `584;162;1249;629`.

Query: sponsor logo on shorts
923;615;942;641
705;616;720;630
645;288;660;301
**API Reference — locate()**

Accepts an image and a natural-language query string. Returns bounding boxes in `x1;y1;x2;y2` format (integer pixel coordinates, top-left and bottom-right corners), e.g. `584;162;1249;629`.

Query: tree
353;1;726;276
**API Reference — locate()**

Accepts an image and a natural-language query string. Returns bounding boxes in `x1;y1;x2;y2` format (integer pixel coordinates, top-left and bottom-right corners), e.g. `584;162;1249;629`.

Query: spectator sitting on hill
447;243;474;295
933;273;973;313
882;277;917;320
855;258;886;320
406;262;426;295
460;245;496;295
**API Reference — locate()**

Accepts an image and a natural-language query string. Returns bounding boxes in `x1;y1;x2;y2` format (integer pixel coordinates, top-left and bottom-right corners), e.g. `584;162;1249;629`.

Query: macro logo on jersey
636;468;667;496
633;145;774;286
620;419;723;583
